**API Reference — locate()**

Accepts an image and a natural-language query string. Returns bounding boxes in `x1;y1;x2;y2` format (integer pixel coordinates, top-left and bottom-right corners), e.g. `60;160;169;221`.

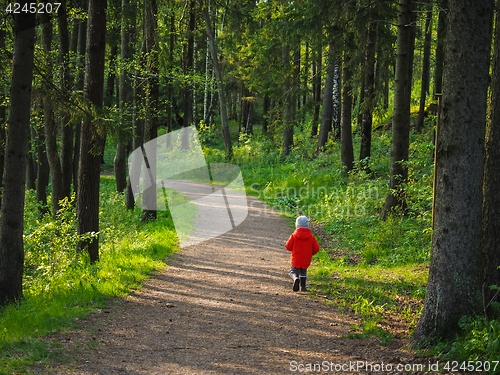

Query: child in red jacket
285;215;320;292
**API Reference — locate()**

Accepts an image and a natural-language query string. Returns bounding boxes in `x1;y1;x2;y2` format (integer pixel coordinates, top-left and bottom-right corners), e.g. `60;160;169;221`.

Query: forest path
40;197;416;375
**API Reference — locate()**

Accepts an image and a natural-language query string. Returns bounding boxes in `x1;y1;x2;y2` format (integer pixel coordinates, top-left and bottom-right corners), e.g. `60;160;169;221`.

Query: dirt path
38;197;424;375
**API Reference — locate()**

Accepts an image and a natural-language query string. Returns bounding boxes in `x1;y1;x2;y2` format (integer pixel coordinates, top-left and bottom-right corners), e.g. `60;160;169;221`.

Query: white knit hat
295;215;309;228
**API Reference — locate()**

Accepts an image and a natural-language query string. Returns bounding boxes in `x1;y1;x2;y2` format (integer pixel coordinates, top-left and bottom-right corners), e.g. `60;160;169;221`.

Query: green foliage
432;316;500;374
0;177;178;373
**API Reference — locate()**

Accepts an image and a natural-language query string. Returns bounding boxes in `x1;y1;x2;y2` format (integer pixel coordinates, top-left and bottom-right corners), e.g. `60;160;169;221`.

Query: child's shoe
300;277;307;292
292;276;300;292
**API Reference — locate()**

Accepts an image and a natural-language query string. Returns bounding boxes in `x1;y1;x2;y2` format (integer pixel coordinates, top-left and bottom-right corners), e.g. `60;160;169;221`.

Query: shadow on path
41;197;410;375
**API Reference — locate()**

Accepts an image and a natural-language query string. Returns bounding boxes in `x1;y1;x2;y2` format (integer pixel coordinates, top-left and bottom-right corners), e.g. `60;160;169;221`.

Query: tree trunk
58;1;74;199
77;0;107;263
183;0;195;128
281;43;294;157
331;57;341;140
383;0;414;217
416;6;433;132
141;0;159;222
26;125;36;191
0;6;36;306
359;24;377;169
0;29;6;190
316;38;336;153
311;43;321;137
41;13;64;216
116;0;136;194
202;3;232;157
167;7;174;131
412;0;494;344
36;114;50;215
341;53;354;172
125;60;145;210
433;0;447;98
482;1;500;319
73;0;88;197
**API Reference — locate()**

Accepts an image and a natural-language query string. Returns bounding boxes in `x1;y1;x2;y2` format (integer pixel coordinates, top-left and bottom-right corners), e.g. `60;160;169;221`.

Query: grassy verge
0;177;179;374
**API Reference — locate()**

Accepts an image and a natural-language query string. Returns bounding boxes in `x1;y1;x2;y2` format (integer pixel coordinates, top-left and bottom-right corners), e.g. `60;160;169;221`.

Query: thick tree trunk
416;6;433;132
77;0;107;263
341;53;354;172
383;0;414;217
0;6;36;306
202;3;232;157
412;0;494;344
482;2;500;319
316;38;336;153
359;25;377;169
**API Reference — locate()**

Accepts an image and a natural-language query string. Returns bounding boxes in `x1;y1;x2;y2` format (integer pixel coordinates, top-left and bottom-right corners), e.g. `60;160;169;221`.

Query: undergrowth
0;177;178;374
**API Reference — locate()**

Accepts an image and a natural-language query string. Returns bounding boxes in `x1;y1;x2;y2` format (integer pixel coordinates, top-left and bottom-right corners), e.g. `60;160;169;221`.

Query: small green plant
433;316;500;374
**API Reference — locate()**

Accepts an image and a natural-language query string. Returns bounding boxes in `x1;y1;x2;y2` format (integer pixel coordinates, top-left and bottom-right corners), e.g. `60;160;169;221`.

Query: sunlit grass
0;177;179;373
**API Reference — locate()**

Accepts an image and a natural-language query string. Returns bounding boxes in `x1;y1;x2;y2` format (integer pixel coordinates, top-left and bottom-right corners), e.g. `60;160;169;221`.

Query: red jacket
285;228;320;269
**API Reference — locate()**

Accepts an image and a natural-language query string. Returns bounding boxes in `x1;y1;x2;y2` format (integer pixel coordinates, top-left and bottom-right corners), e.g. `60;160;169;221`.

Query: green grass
0;177;179;374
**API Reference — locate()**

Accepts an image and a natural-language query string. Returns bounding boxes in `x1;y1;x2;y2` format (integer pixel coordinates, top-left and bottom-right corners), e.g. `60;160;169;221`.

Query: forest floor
30;197;450;374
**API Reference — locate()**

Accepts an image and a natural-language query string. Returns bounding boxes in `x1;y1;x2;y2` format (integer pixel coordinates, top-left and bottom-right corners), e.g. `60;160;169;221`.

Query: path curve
40;197;418;375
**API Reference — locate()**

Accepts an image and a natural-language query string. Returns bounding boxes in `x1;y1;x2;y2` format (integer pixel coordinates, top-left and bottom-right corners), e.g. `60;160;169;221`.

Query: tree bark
412;0;494;344
482;1;500;319
316;38;336;153
383;0;414;217
77;0;107;263
0;6;36;305
202;3;232;157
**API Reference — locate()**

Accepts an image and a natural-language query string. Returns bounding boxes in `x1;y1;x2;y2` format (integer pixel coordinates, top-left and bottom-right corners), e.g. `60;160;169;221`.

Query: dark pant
290;266;307;279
